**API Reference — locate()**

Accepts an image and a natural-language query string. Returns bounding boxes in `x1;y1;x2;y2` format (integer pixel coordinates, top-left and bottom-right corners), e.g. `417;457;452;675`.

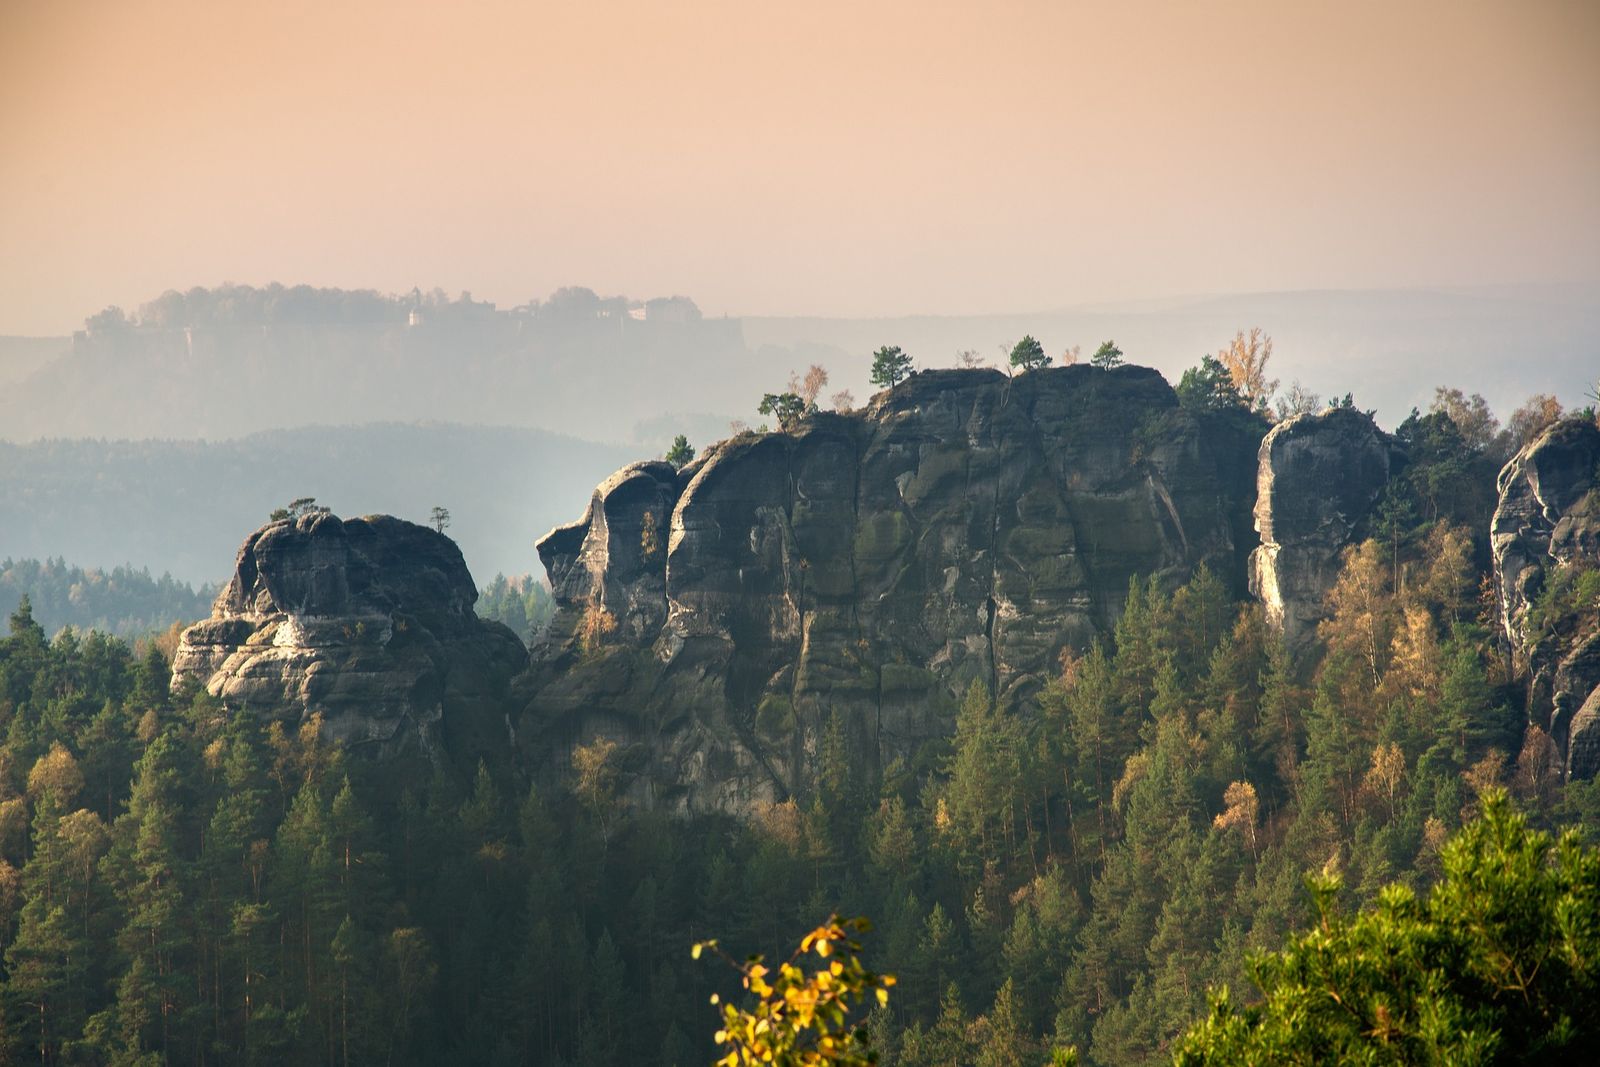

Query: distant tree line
84;285;704;333
477;574;555;645
0;559;215;641
0;425;640;590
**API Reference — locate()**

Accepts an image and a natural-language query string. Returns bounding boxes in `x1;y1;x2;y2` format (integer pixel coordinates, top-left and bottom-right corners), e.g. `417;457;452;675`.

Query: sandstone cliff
1491;417;1600;777
1248;408;1398;650
523;366;1257;813
172;512;527;760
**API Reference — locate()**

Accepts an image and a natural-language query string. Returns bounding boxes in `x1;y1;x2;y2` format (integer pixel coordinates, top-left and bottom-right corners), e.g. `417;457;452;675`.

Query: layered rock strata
1248;408;1397;650
524;366;1254;814
173;512;526;759
1491;418;1600;777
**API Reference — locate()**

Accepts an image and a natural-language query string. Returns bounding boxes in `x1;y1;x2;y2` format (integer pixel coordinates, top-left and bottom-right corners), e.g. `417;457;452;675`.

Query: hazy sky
3;0;1596;335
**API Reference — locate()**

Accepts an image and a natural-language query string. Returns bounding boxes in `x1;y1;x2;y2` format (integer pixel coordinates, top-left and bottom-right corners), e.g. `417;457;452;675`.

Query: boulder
172;512;527;760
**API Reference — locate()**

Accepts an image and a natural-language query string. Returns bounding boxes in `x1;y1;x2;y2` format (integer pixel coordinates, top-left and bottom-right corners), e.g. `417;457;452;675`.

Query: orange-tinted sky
2;0;1596;335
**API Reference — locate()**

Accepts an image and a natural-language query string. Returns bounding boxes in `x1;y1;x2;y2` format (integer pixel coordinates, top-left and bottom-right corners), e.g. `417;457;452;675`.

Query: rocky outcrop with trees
524;365;1261;813
1492;417;1600;777
30;358;1590;1066
1248;407;1398;649
171;511;526;761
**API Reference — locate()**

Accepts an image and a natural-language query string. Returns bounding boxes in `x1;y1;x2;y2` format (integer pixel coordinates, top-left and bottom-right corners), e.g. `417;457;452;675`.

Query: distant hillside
6;284;1595;447
0;557;215;640
0;335;68;387
0;423;638;585
0;285;757;446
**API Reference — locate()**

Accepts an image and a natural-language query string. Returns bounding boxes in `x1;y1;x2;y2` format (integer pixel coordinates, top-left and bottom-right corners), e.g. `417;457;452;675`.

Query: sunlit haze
3;0;1597;335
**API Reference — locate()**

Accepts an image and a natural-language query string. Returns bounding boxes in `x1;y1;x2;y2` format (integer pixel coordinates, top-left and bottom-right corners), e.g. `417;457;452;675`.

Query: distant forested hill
5;283;1597;447
0;285;753;446
0;423;638;585
0;335;67;387
0;554;555;647
0;557;215;639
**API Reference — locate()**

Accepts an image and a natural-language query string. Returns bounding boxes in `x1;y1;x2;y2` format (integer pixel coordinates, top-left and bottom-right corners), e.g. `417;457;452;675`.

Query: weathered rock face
523;366;1257;814
173;513;527;760
1491;417;1600;777
1249;408;1397;650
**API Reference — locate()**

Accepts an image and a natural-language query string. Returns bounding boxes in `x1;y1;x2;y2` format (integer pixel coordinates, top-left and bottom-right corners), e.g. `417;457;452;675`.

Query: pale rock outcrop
173;512;526;759
1248;408;1395;650
1491;417;1600;777
523;366;1256;814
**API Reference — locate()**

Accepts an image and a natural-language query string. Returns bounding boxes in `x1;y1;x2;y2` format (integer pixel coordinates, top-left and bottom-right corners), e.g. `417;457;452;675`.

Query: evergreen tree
1090;341;1124;368
977;978;1029;1067
1008;336;1049;373
944;681;1024;864
870;345;913;389
1176;793;1600;1064
5;801;95;1061
663;434;695;469
102;731;193;1060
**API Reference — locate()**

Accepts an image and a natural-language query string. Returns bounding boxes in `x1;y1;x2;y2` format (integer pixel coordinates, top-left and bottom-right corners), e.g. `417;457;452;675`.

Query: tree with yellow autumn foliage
694;916;896;1067
1215;328;1278;416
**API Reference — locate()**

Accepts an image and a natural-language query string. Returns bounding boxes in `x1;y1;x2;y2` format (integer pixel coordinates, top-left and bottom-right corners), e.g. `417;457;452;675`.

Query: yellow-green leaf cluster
696;915;895;1066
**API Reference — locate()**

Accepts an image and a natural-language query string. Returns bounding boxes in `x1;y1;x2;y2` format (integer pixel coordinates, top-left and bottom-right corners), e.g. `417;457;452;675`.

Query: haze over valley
2;2;1599;1065
4;280;1595;592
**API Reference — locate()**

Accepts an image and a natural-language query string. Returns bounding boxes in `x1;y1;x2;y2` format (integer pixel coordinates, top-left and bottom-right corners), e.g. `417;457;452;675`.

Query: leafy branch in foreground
1175;790;1600;1065
693;915;896;1067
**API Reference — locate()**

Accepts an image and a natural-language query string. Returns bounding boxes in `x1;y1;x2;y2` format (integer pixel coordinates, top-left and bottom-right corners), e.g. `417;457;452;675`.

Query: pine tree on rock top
1009;336;1050;373
869;345;913;389
1090;340;1124;368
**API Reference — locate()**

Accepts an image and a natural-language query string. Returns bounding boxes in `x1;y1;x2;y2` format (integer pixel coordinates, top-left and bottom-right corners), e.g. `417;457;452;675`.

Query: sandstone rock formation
523;366;1256;814
1491;417;1600;777
173;512;527;760
1248;408;1396;650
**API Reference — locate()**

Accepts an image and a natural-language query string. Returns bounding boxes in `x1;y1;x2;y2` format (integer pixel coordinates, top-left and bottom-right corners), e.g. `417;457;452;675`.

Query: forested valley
11;0;1600;1056
1;380;1597;1066
0;561;214;643
0;425;637;586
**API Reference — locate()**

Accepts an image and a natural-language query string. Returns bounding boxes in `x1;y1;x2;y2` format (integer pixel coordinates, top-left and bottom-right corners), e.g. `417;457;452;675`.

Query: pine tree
1175;794;1600;1063
380;927;438;1062
910;902;956;1020
1302;665;1366;832
870;345;914;389
103;731;193;1060
1001;867;1081;1031
270;779;339;1055
945;680;1023;864
77;699;134;822
129;645;171;718
1062;646;1127;850
5;802;92;1061
1008;336;1049;373
1090;341;1124;368
915;982;971;1067
977;978;1030;1067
